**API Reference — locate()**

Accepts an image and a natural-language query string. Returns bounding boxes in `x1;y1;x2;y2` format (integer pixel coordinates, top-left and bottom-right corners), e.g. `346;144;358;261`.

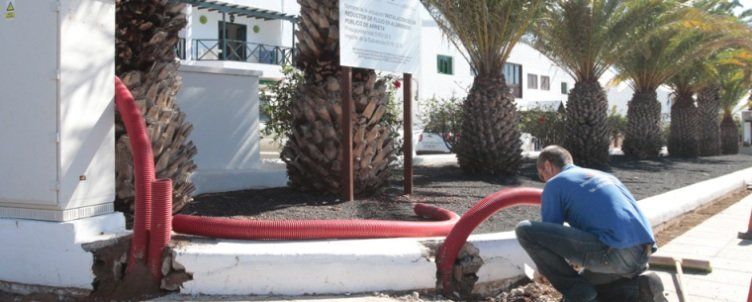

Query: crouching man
516;146;666;302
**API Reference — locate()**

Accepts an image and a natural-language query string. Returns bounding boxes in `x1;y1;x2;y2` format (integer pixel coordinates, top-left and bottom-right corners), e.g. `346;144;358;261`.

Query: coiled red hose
148;179;173;279
115;77;155;273
436;187;542;296
173;203;459;240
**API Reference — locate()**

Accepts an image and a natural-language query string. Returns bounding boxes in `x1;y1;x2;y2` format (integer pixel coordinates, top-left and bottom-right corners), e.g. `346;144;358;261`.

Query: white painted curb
638;166;752;228
0;213;127;290
174;166;752;296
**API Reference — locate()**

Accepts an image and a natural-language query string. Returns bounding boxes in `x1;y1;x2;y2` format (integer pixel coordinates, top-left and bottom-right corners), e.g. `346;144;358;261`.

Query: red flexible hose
115;77;155;273
148;179;173;279
115;76;460;279
172;203;459;240
436;187;542;296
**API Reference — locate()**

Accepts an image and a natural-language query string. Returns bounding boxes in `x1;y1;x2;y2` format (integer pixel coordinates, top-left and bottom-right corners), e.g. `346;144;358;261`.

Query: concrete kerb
0;213;128;291
172;167;752;297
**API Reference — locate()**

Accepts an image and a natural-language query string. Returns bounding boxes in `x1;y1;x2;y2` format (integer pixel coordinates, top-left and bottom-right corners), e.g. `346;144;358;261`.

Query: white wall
414;9;574;112
189;11;287;46
177;65;287;194
507;43;572;106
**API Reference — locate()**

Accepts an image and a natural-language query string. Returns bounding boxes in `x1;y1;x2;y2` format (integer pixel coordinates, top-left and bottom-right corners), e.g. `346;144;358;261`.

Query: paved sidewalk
651;193;752;302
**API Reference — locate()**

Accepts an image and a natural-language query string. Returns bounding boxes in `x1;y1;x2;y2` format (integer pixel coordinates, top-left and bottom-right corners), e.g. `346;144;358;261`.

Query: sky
739;0;752;13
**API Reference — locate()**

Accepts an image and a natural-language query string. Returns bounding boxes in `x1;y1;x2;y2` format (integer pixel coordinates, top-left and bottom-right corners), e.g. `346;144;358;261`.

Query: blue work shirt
541;164;656;249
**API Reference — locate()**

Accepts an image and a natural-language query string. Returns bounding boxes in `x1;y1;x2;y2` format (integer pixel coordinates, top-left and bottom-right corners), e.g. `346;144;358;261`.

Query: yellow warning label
4;1;14;20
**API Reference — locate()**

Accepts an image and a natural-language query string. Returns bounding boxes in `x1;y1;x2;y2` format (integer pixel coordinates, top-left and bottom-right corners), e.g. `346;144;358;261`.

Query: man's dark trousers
516;220;650;301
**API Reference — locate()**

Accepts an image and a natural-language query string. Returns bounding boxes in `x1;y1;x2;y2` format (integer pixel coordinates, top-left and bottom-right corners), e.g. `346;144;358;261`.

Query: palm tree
694;0;752;156
668;67;705;157
532;0;667;167
610;2;712;159
281;0;397;194
421;0;547;175
615;5;731;159
697;82;723;156
717;49;752;154
115;1;197;214
667;11;752;157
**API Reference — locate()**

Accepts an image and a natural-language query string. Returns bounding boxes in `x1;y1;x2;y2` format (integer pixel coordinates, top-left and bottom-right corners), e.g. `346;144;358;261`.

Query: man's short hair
537;145;574;169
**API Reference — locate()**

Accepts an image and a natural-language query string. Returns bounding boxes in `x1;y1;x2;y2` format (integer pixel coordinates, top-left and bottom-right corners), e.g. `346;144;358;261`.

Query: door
219;21;247;61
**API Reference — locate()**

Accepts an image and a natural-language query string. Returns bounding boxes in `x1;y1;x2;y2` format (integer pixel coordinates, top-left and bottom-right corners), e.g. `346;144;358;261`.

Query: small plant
606;106;627;148
518;104;566;148
377;73;404;152
422;96;463;150
259;65;302;145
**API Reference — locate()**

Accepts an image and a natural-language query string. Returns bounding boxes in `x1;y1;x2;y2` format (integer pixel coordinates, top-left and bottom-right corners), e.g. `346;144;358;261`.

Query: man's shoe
637;272;667;302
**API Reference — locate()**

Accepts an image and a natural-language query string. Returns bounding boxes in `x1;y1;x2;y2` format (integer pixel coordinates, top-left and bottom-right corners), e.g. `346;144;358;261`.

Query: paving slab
651;193;752;302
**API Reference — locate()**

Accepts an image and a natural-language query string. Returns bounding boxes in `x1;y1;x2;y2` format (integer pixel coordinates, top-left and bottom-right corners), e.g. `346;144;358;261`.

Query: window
437;55;453;75
561;82;569;95
503;63;523;98
527;74;538;89
541;76;550;91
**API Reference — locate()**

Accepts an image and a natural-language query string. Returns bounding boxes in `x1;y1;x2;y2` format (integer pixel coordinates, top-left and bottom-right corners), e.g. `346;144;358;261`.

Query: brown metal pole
403;73;413;195
341;67;354;201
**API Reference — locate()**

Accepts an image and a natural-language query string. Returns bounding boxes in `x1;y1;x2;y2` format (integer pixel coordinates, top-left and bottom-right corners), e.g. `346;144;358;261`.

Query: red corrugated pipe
115;76;461;280
172;203;459;240
115;77;155;273
148;179;173;279
436;187;542;296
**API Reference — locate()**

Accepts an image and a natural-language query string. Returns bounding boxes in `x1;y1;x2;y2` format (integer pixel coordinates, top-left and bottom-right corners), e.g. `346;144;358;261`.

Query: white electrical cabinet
0;0;116;221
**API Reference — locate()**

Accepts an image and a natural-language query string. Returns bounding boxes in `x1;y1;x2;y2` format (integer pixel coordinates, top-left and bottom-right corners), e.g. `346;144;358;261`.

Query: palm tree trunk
668;91;699;157
282;0;396;195
697;86;721;156
115;1;196;215
623;89;663;159
565;80;610;167
721;113;740;154
455;75;521;175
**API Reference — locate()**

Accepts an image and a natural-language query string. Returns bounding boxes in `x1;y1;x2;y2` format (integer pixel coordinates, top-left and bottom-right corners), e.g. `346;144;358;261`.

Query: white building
172;0;674;193
175;0;671;115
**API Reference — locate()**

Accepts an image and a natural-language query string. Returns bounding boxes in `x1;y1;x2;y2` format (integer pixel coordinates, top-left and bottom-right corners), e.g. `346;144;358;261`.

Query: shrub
259;65;301;145
519;104;566;148
606;106;627;147
421;96;463;150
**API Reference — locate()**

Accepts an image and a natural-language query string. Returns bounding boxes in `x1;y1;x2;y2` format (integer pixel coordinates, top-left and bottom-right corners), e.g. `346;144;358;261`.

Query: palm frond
530;0;674;82
421;0;548;77
718;48;752;113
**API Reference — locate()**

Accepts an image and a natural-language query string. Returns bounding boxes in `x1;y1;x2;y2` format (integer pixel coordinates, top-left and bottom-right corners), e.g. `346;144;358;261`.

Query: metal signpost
339;0;421;200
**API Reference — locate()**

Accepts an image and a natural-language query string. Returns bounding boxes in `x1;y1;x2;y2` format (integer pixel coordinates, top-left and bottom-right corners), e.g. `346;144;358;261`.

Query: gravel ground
182;154;752;233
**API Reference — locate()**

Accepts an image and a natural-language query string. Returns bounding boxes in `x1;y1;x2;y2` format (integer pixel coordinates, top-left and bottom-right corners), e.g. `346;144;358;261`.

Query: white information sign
339;0;421;74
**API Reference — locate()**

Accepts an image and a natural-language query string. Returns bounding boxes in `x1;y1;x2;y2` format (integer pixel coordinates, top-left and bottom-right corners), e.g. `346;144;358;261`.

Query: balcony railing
188;39;296;66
